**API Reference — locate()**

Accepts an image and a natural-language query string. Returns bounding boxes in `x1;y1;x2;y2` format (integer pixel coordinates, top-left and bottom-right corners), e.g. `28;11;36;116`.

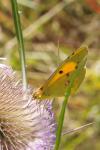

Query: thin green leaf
63;122;94;135
11;0;27;90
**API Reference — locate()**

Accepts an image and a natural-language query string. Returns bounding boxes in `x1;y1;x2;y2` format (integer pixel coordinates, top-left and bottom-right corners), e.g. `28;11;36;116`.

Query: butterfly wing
38;66;86;98
33;46;88;99
71;68;86;94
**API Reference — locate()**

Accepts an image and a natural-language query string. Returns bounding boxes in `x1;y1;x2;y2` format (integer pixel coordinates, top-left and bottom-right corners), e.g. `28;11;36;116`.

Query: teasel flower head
0;64;56;150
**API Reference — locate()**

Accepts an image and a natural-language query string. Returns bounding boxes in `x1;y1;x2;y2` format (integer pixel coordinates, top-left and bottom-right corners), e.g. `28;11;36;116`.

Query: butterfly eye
40;86;43;91
59;70;63;74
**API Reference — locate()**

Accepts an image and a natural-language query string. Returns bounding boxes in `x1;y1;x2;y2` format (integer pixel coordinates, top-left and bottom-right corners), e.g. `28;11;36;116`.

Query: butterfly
33;46;88;99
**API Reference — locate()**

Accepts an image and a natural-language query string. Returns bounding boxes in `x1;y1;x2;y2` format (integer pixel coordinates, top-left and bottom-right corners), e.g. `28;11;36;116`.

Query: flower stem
54;58;86;150
11;0;27;90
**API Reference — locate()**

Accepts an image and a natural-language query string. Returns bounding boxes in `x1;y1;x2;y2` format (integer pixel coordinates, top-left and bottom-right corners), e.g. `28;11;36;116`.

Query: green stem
54;59;86;150
11;0;27;90
54;85;71;150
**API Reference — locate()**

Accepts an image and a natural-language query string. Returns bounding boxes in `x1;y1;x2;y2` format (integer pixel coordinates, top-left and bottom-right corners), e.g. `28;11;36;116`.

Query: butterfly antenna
57;40;60;67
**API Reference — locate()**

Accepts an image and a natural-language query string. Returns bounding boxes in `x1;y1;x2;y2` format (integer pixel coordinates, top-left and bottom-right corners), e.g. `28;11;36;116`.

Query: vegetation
0;0;100;149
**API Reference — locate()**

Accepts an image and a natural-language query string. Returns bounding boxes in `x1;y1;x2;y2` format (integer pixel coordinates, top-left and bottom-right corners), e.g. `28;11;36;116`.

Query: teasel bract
0;64;56;150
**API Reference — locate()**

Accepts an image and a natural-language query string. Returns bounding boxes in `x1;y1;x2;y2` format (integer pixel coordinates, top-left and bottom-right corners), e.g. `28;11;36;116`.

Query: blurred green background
0;0;100;149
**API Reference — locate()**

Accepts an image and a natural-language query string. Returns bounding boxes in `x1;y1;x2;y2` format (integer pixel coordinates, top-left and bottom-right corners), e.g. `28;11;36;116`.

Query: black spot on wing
59;70;63;74
66;73;70;77
75;65;78;69
40;86;43;90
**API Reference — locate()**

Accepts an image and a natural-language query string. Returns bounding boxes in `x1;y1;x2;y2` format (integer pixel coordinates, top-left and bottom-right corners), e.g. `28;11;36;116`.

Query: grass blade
11;0;27;90
63;122;94;135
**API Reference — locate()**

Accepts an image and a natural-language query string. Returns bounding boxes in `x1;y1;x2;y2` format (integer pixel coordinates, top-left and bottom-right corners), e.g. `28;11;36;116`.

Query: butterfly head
33;86;43;99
